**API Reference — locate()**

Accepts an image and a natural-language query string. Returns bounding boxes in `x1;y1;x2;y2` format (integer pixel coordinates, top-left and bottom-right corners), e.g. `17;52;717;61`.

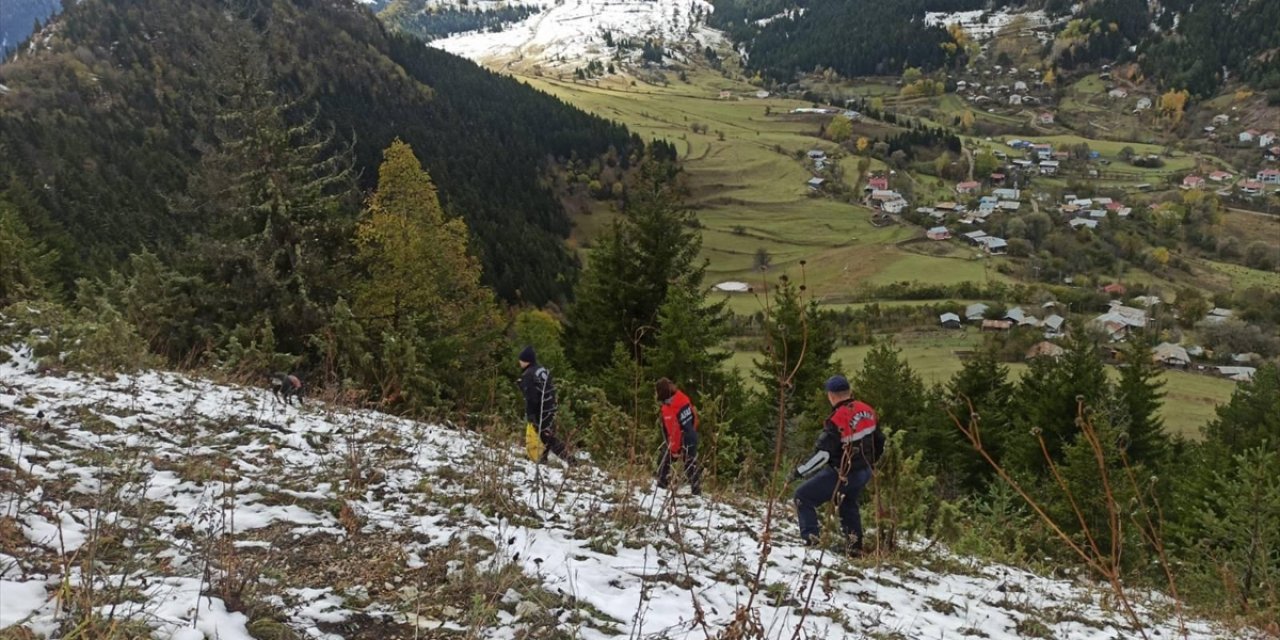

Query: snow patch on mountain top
0;341;1232;638
429;0;722;72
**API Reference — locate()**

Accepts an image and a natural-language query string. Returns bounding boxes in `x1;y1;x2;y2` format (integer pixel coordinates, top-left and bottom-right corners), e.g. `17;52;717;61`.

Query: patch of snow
0;339;1240;638
431;0;722;72
925;9;1051;41
0;580;47;627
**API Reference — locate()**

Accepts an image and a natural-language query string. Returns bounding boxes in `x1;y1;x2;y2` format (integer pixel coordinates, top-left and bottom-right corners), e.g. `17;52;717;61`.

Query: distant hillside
713;0;1279;96
0;0;640;304
0;0;59;53
710;0;972;81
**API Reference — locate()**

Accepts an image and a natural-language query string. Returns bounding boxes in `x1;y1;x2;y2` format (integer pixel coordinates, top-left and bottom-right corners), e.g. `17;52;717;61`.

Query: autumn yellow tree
1042;68;1056;87
827;116;854;142
856;136;870;153
352;139;503;408
1159;89;1190;125
960;110;976;132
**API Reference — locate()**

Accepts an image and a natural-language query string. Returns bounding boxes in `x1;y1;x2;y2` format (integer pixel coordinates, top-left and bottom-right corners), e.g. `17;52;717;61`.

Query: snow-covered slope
0;344;1231;638
428;0;722;72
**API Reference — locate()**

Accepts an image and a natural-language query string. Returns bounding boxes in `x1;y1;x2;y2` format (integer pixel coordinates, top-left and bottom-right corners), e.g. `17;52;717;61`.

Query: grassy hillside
522;71;1009;299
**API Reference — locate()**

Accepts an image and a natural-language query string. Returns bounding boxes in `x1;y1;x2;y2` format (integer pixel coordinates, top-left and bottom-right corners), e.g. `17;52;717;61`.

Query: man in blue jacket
792;375;885;556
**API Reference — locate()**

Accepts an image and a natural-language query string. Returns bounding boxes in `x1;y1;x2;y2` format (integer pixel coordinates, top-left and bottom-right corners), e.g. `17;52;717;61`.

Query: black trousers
537;423;570;462
657;434;701;494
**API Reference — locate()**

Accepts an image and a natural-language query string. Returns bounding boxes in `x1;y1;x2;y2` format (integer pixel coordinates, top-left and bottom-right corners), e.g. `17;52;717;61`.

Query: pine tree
0;198;56;306
1010;329;1111;472
752;277;836;449
352;139;503;408
1202;363;1280;457
1115;338;1169;467
513;309;572;378
941;348;1016;491
852;340;928;448
646;283;730;400
186;27;358;355
565;159;705;374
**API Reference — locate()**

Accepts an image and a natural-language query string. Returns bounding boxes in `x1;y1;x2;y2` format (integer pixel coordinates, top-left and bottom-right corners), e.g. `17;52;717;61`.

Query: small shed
939;313;962;329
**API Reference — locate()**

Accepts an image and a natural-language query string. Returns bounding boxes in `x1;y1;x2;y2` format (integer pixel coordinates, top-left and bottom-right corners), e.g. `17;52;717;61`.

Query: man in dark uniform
518;346;573;465
792;375;885;556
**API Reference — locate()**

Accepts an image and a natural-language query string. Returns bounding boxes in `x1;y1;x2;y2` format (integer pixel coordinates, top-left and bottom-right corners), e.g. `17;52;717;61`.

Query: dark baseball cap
824;375;851;392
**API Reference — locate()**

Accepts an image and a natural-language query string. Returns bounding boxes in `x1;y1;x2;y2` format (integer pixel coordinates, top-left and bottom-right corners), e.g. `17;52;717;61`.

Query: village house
1108;88;1128;99
1038;160;1059;175
807;177;825;190
1069;217;1099;230
867;174;891;190
993;187;1021;200
939;312;962;329
934;201;962;212
1038;112;1055;125
962;230;988;246
1004;307;1027;323
1209;170;1233;182
926;226;952;241
981;236;1008;255
1212;114;1230;126
1153;343;1191;368
966;303;990;322
1204;307;1233;324
998;200;1021;212
1032;143;1054;159
1102;282;1127;296
1015;81;1028;92
1026;341;1065;359
990;172;1006;184
1261;132;1277;147
955;180;981;195
1092;302;1148;341
1135;97;1152;111
1008;95;1024;106
1239;129;1258;143
1267;146;1280;161
1215;366;1256;382
719;90;732;99
881;198;908;214
1259;168;1280;185
755;90;770;99
982;319;1013;332
1132;295;1162;308
807;149;827;161
1042;314;1066;337
1241;180;1264;196
1182;175;1206;189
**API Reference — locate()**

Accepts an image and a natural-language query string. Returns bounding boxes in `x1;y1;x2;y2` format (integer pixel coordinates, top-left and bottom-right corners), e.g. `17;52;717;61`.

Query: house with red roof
1181;175;1206;189
1258;168;1280;185
867;174;890;191
1209;170;1233;182
955;181;981;195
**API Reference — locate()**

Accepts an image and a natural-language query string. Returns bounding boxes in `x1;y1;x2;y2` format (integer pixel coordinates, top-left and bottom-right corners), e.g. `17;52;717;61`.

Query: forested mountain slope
712;0;1279;95
0;0;639;304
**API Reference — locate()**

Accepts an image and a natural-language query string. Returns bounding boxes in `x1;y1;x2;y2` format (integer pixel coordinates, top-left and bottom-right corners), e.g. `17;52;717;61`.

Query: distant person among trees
655;378;701;496
792;375;885;556
518;346;573;466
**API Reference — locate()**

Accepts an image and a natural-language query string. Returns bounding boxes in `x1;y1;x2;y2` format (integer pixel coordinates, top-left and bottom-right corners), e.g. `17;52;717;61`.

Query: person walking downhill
655;378;701;496
792;375;885;557
518;346;574;466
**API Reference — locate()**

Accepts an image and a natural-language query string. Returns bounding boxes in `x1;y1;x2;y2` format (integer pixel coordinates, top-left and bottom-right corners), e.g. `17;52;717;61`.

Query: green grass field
519;72;995;300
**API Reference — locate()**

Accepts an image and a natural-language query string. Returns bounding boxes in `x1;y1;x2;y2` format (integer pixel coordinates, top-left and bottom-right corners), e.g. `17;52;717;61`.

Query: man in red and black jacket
792;374;885;556
656;377;701;496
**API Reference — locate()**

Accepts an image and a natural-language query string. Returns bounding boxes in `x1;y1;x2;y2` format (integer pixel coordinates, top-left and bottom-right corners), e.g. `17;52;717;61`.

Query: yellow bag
525;423;545;462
